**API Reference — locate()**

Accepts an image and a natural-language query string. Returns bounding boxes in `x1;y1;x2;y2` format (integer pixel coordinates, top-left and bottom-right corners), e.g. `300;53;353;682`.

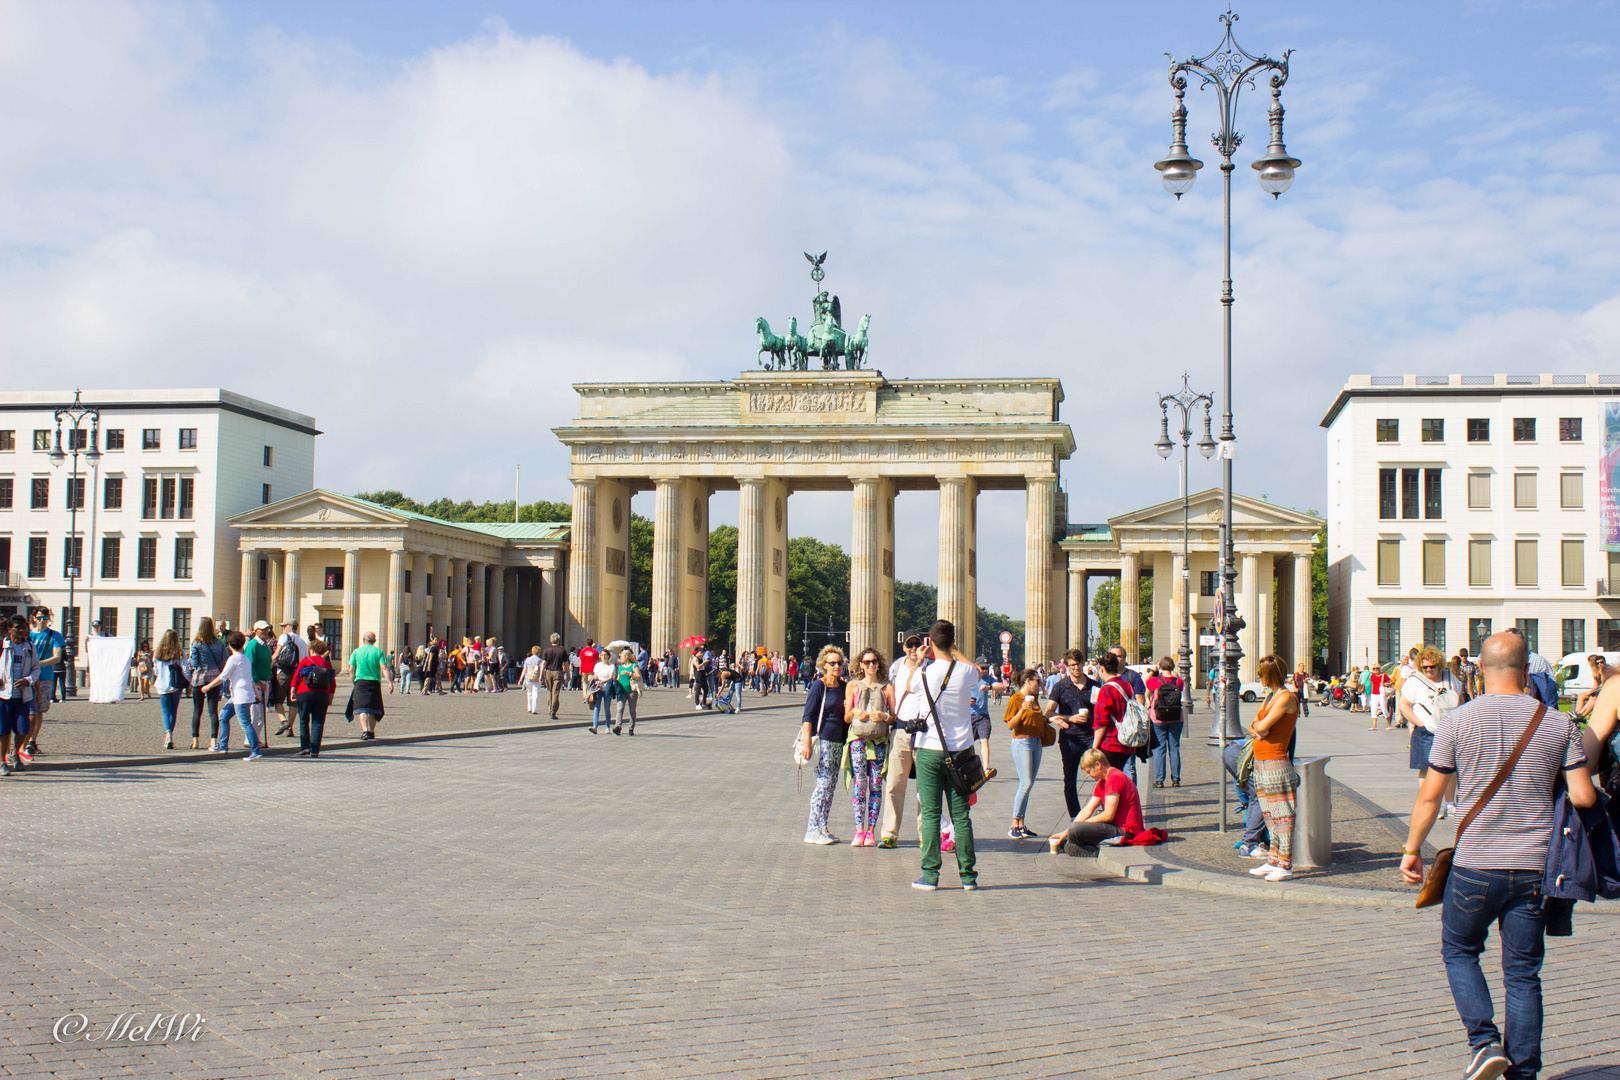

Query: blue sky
1;0;1617;619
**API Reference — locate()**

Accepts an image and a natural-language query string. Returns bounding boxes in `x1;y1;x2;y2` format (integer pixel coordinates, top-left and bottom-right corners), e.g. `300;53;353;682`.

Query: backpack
302;662;333;692
275;639;300;676
1111;680;1152;748
1153;679;1182;721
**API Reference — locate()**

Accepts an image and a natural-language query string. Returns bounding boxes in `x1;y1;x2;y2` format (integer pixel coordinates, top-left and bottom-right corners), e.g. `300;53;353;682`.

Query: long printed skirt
1253;759;1298;870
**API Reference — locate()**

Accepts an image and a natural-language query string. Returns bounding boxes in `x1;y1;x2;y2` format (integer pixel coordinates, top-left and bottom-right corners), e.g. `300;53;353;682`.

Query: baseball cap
904;634;923;648
975;656;989;666
252;620;272;631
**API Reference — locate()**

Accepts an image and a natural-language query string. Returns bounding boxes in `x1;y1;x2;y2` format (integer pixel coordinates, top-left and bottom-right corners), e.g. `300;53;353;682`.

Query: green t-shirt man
244;635;273;683
348;643;386;682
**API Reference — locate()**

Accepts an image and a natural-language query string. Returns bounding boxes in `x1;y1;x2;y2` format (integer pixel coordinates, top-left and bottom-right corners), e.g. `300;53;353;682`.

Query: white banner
86;636;135;704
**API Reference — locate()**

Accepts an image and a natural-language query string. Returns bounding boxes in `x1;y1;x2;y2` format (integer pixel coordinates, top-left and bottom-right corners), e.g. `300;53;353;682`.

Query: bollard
1291;755;1333;869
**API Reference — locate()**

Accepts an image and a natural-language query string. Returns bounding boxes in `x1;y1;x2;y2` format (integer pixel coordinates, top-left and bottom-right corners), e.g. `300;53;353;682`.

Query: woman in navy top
799;644;848;845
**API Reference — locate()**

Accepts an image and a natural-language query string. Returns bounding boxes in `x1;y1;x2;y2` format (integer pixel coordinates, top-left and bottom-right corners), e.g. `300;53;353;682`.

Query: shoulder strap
1454;703;1547;843
922;660;958;749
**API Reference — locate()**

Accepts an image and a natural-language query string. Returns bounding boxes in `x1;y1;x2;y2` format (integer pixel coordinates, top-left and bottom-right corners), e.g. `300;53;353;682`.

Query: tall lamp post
1154;374;1217;703
48;389;101;698
1154;9;1300;758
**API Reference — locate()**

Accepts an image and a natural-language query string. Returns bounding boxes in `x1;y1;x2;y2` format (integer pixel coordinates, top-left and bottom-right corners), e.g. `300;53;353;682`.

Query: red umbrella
679;635;708;650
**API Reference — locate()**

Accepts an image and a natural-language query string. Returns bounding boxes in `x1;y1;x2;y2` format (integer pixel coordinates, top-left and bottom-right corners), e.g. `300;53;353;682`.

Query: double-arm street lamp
1154;374;1216;702
1154;9;1300;761
48;389;102;697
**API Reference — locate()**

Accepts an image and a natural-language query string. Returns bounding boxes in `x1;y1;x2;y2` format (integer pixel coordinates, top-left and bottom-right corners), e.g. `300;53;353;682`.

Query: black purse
922;660;995;796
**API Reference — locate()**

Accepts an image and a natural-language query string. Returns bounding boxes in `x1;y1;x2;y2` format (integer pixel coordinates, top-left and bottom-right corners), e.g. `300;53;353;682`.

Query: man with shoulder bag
1401;632;1597;1080
904;619;985;891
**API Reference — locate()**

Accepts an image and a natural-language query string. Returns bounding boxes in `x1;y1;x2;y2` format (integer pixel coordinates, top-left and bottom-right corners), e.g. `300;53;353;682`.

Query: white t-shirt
891;658;929;720
521;655;542;682
910;657;978;753
592;660;616;685
221;652;258;707
1401;671;1460;729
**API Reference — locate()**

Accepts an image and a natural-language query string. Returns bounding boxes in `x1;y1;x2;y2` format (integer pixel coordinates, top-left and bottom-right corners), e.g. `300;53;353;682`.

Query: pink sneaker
942;838;956;853
862;831;876;846
849;832;863;846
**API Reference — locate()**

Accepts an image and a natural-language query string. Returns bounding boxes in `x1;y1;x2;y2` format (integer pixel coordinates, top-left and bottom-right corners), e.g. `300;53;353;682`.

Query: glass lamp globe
1252;153;1300;198
1155;153;1202;198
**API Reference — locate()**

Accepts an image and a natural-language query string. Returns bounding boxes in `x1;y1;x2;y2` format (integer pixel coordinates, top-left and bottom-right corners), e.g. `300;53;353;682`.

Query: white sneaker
1263;867;1294;882
1245;845;1271;859
803;830;837;846
1248;863;1275;876
1439;801;1455;820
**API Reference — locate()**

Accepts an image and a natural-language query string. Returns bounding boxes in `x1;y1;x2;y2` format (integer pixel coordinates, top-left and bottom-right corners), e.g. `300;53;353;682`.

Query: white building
1322;372;1620;672
0;389;317;652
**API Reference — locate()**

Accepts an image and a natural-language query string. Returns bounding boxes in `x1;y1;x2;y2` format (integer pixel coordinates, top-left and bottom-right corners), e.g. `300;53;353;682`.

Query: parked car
1555;651;1620;698
1239;680;1266;702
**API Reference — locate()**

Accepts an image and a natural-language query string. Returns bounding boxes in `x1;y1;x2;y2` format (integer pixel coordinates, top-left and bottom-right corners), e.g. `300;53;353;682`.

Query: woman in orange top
1247;653;1300;881
1003;668;1052;840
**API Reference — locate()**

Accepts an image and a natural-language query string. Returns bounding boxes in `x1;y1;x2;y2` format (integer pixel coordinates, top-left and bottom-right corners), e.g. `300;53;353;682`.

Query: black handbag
922;660;995;796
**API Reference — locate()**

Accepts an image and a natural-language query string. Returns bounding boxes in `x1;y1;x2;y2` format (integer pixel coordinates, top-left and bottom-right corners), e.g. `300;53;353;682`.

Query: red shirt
1092;676;1132;753
1144;674;1183;720
1094;767;1144;835
291;655;335;697
579;647;598;674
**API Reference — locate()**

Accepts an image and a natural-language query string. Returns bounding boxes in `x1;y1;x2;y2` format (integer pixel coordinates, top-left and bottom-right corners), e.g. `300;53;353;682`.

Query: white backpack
1111;680;1153;748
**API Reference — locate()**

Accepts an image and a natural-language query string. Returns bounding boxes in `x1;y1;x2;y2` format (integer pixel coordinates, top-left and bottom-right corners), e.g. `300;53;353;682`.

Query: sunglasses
1420;664;1441;671
862;659;879;665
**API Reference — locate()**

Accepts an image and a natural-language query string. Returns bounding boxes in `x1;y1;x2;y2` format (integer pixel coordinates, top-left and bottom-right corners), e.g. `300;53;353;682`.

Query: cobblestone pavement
4;700;1619;1079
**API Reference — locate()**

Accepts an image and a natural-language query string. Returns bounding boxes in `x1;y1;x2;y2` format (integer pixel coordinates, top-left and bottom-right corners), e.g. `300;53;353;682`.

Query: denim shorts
1409;725;1434;771
0;696;30;736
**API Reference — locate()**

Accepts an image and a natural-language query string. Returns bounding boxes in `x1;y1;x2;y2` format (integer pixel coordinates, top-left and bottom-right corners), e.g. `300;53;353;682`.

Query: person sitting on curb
1052;748;1144;855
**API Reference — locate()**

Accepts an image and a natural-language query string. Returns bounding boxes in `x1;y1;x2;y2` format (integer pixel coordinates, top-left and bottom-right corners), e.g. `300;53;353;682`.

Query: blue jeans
590;690;608;731
1442;866;1547;1080
158;691;181;734
1150;721;1184;785
1009;737;1042;819
221;701;259;753
1221;738;1267;847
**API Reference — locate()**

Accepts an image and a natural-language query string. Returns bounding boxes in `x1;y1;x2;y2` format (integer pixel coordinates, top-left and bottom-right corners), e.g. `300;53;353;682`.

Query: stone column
284;549;302;633
736;478;766;654
1119;552;1139;662
432;555;450;642
1024;478;1056;668
938;478;970;637
449;557;468;645
342;548;361;669
501;567;519;650
540;566;558;646
850;477;881;658
1239;551;1260;682
1293;552;1313;673
387;550;407;656
267;554;284;626
410;553;428;648
652;479;682;656
567;479;597;647
468;560;487;643
238;548;257;631
486;564;505;651
1067;567;1085;652
1257;552;1276;664
1169;552;1187;669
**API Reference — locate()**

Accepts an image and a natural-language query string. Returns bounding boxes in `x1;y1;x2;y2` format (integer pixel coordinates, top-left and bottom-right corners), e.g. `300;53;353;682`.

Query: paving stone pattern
3;701;1619;1079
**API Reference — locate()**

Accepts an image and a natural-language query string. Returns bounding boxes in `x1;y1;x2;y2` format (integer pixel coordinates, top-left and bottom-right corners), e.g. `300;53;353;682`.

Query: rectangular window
68;429;87;450
1424;468;1442;519
32;430;49;451
1423;540;1445;586
1467;473;1490;509
263;446;273;467
62;536;81;577
1424;618;1446;652
137;537;157;579
141;428;160;450
0;478;10;509
1469;539;1492;586
103;477;122;510
1421;419;1444;442
160;477;175;520
104;429;124;450
172;608;190;641
66;477;84;510
178;428;196;450
1377;618;1401;666
1601;620;1620;651
1379;469;1396;519
1564;619;1585;656
1402;468;1420;519
134;608;154;649
1376;419;1399;442
179;477;193;520
1467;618;1493;655
1560;417;1582;442
1513;418;1536;442
0;430;12;451
142;477;157;519
27;537;46;578
1562;539;1584;587
101;536;120;579
1561;473;1582;509
1467;418;1490;442
1377;539;1400;585
262;483;272;505
259;557;266;581
324;566;344;590
1514;473;1536;509
0;537;8;577
173;537;193;580
1516;618;1540;655
1610;552;1620;593
30;478;47;509
1515;539;1538;587
99;608;118;637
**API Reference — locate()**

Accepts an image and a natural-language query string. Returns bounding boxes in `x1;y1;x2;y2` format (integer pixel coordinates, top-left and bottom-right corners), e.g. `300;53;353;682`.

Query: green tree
976;608;1025;668
1090;575;1152;659
707;525;739;652
893;580;937;644
355;490;572;524
786;536;850;659
1311;520;1328;671
629;513;653;647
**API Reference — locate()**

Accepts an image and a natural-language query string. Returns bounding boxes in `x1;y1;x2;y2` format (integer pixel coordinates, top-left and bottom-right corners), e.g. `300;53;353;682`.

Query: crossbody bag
922;660;996;796
1415;703;1545;909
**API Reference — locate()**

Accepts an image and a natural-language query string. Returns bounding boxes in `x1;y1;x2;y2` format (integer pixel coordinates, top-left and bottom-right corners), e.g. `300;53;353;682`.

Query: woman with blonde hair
613;647;645;735
842;647;894;846
1247;654;1301;881
1399;644;1462;818
798;644;849;845
1053;747;1145;853
152;629;186;750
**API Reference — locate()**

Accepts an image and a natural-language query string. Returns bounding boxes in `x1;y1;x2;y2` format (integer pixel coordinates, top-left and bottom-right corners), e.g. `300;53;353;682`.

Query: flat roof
0;389;320;436
1320;373;1620;429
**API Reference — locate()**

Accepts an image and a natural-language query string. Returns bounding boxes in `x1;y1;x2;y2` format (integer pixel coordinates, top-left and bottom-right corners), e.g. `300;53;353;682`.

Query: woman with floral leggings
799;645;848;845
843;649;895;846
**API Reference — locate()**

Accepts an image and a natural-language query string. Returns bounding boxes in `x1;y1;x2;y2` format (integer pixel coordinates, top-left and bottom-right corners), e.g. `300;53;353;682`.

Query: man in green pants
908;619;981;891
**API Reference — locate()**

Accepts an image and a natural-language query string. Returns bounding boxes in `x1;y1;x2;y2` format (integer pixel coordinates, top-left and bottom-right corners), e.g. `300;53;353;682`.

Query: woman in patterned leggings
799;645;849;845
843;649;894;847
1248;654;1301;883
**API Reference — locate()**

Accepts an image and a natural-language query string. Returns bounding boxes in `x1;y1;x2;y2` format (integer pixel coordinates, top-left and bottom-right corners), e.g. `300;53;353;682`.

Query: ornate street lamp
1154;10;1299;772
48;389;101;697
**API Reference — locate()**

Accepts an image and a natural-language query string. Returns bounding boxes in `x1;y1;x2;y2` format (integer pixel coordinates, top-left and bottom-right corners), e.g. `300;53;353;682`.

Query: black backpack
275;640;300;674
1153;679;1182;721
302;663;333;692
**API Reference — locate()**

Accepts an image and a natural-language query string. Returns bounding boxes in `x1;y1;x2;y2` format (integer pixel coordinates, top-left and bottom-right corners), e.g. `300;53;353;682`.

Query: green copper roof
346;495;569;541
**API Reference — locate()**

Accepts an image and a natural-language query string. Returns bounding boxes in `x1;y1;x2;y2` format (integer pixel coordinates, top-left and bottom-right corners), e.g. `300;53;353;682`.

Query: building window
1515;539;1538;587
160;477;175;520
1562;539;1584;587
1564;619;1585;656
262;483;272;505
101;536;120;579
104;476;122;510
32;430;49;451
1379;469;1396;519
137;537;157;579
1423;540;1445;586
172;608;191;641
68;429;87;450
30;478;47;509
141;477;156;519
1467;618;1493;655
141;429;160;450
1402;468;1420;519
1561;473;1582;509
1514;473;1536;509
1424;618;1446;652
1467;473;1489;509
62;536;82;577
1377;539;1400;586
134;608;154;649
1559;417;1582;442
263;446;273;467
173;537;194;580
99;607;118;637
178;428;197;450
1469;539;1492;586
0;430;12;451
1377;618;1401;666
104;429;124;450
66;477;84;510
179;477;194;520
1516;618;1540;655
1424;468;1442;519
0;478;10;509
1467;418;1489;442
324;566;344;590
1512;418;1536;442
259;557;267;581
1601;620;1620;651
0;538;8;577
27;537;46;578
1376;419;1399;442
1610;552;1620;592
1421;419;1444;442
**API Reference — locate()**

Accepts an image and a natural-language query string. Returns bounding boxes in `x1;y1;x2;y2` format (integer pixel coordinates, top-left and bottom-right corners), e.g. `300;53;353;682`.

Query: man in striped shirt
1401;632;1597;1080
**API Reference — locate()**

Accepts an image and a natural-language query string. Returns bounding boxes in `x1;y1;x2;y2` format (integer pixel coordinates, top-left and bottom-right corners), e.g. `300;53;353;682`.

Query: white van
1555;651;1620;698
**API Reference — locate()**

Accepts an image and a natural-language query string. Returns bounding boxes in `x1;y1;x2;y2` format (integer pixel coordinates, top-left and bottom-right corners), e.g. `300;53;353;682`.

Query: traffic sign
999;631;1012;644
